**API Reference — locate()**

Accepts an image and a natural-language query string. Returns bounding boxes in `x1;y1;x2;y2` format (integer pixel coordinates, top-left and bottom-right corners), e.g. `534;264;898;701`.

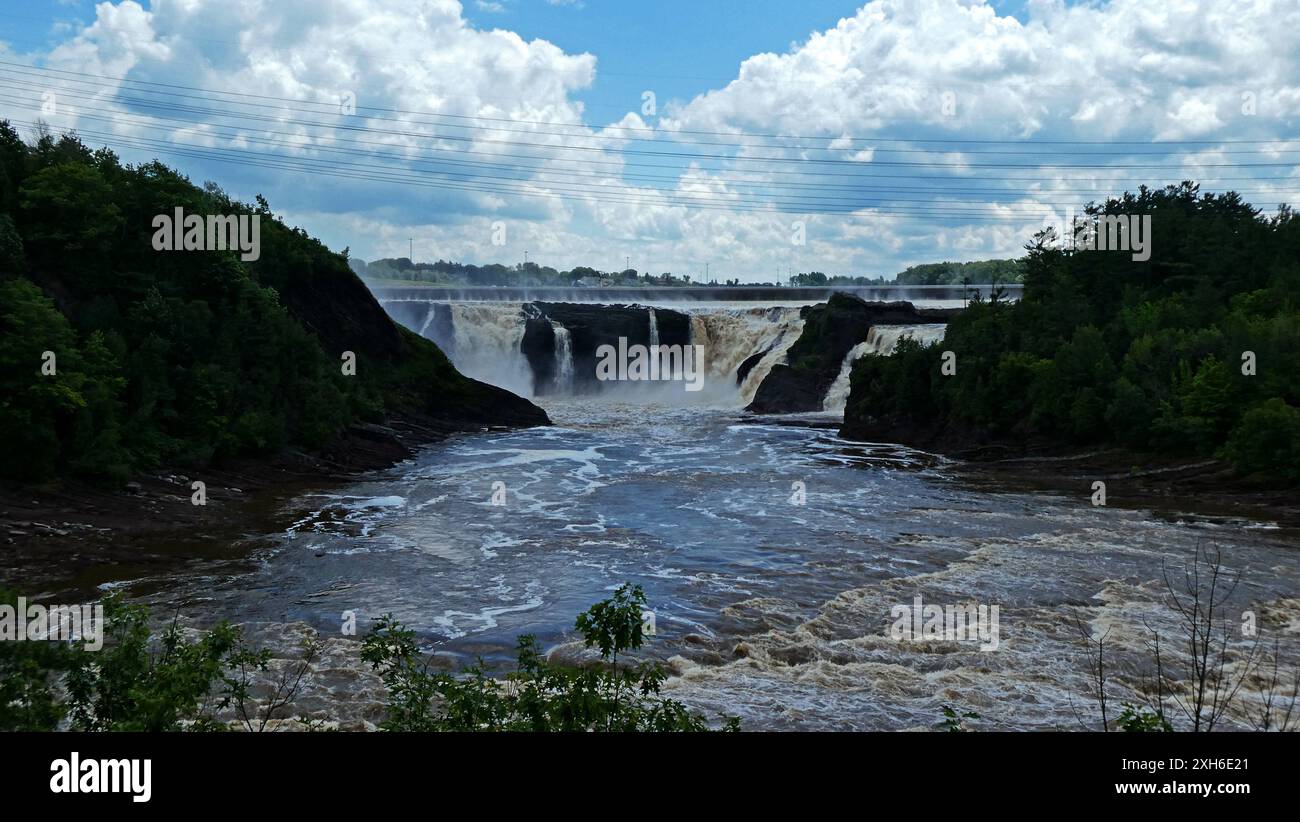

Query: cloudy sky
1;0;1297;281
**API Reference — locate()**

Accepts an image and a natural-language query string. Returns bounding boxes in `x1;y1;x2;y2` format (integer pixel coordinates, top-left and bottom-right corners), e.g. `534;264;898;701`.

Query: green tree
1223;398;1300;480
361;585;739;732
65;595;242;732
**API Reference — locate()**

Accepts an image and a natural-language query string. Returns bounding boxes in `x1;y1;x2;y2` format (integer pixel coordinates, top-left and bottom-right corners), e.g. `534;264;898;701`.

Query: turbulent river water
138;396;1299;730
119;298;1300;730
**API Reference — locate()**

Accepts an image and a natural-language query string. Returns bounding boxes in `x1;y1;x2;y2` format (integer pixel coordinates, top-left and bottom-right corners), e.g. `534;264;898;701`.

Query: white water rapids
88;296;1297;732
133;398;1300;731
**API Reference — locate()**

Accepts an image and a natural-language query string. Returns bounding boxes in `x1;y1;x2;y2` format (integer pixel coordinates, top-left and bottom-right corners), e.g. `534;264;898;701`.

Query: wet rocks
522;302;691;394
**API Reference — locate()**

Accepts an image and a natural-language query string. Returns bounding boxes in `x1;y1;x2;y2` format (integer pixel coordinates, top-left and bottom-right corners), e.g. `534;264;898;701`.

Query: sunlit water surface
141;400;1300;730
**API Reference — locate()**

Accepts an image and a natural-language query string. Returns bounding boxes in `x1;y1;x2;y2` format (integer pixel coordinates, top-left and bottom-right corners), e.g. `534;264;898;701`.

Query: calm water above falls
149;399;1300;730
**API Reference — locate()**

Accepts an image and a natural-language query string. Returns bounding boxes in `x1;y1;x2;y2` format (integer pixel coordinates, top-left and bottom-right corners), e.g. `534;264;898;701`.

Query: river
133;395;1299;730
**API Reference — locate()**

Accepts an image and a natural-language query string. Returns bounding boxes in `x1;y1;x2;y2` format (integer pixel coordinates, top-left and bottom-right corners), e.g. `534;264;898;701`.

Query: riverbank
839;415;1299;528
0;409;544;599
951;447;1300;530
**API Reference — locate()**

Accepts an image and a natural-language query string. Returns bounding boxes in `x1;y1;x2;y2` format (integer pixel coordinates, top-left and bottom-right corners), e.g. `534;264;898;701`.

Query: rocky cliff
521;302;691;395
746;294;955;414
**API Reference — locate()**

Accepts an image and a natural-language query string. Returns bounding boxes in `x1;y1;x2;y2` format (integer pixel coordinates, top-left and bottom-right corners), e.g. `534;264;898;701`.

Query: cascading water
380;299;934;409
551;321;575;393
444;303;532;397
687;307;805;404
822;324;948;415
417;305;437;337
821;341;873;416
734;312;805;404
864;323;948;355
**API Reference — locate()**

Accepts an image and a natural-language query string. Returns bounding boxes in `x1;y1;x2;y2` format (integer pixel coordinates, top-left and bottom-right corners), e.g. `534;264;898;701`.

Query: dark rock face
521;316;556;394
745;365;824;412
746;293;955;414
524;303;691;394
735;348;772;386
253;252;408;364
423;303;456;358
535;304;652;393
651;307;691;349
424;374;552;430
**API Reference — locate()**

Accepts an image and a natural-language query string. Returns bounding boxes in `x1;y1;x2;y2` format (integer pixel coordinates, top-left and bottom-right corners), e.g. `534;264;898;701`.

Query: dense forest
356;257;735;287
892;258;1025;285
843;183;1300;481
0;124;544;483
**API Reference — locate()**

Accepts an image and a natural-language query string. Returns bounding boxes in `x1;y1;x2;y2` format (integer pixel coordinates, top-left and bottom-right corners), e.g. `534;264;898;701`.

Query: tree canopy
845;182;1300;481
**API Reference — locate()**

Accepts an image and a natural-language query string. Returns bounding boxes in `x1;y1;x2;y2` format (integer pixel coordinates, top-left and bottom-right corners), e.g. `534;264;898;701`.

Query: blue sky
0;1;1296;281
466;1;879;128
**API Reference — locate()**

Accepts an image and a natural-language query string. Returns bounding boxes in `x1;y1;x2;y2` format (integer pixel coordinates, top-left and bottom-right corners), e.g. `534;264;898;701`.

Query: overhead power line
3;60;1298;148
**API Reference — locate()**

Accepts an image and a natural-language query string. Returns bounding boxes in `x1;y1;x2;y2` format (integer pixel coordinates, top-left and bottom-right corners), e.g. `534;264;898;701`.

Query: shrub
1223;398;1300;481
361;584;740;732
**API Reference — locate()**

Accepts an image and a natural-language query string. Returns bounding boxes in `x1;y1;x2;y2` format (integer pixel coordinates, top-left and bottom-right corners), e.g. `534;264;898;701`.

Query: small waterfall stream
822;324;948;415
551;321;575;393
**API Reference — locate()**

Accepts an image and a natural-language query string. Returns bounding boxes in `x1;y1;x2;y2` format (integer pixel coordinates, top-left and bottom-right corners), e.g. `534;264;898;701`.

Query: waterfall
860;323;947;357
736;314;806;404
551;321;574;393
417;304;437;337
380;297;882;408
444;303;532;397
687;307;805;403
821;341;873;416
822;324;948;415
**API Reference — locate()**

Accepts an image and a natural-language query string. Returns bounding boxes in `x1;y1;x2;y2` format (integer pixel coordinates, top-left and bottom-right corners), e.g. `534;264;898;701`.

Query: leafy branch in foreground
1116;703;1173;732
0;590;78;731
939;704;980;732
65;596;240;731
0;591;320;732
361;583;740;731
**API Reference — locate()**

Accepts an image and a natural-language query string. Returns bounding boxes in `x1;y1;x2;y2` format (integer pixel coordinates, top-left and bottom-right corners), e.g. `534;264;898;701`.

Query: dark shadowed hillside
0;124;547;483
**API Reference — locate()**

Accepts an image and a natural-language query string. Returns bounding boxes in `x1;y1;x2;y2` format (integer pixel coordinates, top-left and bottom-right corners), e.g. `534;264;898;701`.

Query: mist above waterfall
447;303;534;398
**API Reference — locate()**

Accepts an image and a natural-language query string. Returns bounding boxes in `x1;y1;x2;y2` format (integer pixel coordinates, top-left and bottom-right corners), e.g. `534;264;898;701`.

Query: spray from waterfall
648;308;660;348
445;303;533;397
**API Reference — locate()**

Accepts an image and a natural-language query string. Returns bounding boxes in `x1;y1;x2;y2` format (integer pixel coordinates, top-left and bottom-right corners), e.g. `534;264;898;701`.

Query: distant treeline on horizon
348;256;1025;288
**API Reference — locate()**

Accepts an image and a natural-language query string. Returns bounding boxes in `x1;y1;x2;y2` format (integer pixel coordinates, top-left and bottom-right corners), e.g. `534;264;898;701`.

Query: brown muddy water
49;399;1297;731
